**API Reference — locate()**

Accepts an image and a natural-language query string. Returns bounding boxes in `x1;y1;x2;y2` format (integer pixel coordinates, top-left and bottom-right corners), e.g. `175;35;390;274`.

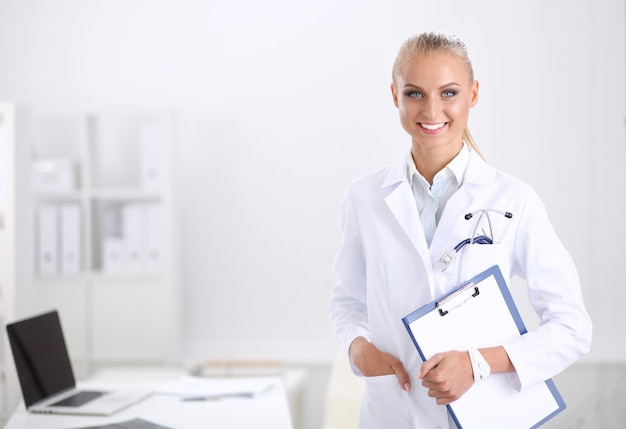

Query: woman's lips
418;122;447;134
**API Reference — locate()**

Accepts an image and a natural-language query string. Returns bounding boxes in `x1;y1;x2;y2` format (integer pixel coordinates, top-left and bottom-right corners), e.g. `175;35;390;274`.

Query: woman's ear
470;80;479;107
391;83;399;108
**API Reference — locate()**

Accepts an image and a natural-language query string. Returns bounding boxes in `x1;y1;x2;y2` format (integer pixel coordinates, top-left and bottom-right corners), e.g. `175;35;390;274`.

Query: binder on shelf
402;265;565;429
101;202;164;275
123;203;144;273
140;121;162;191
101;203;125;274
102;236;125;274
59;203;80;274
142;202;163;274
37;204;58;275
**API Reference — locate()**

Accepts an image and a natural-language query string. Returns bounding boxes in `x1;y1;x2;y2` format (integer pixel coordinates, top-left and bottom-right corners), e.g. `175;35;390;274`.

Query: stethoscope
439;209;513;271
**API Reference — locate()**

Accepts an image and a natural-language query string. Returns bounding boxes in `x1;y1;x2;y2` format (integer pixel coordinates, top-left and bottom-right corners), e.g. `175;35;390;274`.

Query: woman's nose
421;98;439;120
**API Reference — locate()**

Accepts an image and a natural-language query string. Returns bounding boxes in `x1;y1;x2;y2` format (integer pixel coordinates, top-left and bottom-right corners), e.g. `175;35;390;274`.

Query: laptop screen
6;310;77;407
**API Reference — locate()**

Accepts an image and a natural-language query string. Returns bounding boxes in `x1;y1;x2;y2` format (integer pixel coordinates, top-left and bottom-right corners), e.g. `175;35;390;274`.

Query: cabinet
0;103;180;415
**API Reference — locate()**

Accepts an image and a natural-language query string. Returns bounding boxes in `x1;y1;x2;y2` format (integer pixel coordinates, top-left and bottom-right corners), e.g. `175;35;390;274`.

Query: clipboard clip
436;282;480;316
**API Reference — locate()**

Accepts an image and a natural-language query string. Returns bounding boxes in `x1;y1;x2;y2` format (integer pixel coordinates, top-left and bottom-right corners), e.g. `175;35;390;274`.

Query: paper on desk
155;375;277;398
70;417;173;429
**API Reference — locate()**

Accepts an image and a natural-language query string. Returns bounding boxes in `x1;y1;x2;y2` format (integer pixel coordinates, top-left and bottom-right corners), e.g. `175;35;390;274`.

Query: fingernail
404;383;411;392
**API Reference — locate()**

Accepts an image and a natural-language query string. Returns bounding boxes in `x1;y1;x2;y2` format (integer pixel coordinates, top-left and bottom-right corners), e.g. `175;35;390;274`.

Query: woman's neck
411;142;463;186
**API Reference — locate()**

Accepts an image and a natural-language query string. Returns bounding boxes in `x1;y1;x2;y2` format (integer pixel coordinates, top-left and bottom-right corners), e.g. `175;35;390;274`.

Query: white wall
0;0;624;370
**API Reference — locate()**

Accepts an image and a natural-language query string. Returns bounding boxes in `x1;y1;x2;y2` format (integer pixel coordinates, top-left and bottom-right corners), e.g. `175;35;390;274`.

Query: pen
181;392;256;401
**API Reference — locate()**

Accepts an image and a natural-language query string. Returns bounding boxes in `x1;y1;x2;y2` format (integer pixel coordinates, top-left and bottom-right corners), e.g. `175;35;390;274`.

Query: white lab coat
329;150;592;429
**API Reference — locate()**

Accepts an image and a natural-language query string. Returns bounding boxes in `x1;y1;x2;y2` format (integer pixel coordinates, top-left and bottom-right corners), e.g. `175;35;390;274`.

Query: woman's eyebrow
403;82;462;90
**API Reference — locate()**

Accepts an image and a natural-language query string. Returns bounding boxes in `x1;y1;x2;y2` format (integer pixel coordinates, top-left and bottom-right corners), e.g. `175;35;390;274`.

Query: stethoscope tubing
439;209;513;271
464;209;513;245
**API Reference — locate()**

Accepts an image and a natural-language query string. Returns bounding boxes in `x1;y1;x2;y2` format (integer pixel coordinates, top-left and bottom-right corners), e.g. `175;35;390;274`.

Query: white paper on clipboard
402;265;565;429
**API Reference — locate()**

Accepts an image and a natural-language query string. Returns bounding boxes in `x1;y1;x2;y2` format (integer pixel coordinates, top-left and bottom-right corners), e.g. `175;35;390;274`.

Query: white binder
123;203;144;273
101;203;125;274
59;203;80;274
140;121;162;191
102;236;125;274
402;265;565;429
142;202;162;274
38;204;58;275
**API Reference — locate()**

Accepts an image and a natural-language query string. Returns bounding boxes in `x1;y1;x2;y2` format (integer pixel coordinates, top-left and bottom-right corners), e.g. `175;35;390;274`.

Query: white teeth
421;122;445;130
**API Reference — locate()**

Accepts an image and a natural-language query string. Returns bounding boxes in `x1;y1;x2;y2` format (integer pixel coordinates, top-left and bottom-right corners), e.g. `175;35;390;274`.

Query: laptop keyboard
51;390;108;407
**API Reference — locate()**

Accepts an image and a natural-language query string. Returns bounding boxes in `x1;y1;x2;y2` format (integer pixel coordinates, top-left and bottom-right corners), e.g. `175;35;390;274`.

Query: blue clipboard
402;265;566;429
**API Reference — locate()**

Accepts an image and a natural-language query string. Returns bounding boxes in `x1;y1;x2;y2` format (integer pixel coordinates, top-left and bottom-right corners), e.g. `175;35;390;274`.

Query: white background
0;0;624;366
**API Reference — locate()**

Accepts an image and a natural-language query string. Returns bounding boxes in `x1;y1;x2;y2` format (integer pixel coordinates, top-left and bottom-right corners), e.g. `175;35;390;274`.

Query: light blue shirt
407;143;469;247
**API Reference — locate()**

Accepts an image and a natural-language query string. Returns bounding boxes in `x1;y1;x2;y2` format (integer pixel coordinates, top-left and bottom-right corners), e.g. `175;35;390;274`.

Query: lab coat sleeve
329;186;371;373
503;189;592;391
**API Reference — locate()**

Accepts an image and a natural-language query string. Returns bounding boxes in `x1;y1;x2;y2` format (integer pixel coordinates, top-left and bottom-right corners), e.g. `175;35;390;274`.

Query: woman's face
391;52;478;156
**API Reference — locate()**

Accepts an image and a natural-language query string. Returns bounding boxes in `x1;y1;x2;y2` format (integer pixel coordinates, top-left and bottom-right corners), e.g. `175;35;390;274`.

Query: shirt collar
406;142;469;186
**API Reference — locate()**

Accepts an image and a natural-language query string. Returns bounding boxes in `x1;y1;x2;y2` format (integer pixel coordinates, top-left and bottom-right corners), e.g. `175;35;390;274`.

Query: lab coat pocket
360;374;412;429
455;243;510;285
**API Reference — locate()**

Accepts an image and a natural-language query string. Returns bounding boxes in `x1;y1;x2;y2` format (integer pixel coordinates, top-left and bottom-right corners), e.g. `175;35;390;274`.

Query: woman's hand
349;337;411;392
418;350;474;405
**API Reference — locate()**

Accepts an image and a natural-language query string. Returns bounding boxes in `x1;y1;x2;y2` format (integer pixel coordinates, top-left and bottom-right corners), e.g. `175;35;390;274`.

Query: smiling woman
391;33;484;180
0;2;624;429
391;50;478;185
329;31;592;429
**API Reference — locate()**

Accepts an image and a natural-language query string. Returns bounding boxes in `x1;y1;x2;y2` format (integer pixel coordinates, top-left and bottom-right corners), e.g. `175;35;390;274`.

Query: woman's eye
405;91;422;98
442;90;456;97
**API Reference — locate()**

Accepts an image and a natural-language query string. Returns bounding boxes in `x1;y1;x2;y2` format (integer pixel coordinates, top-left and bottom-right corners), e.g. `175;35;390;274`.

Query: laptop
6;310;151;416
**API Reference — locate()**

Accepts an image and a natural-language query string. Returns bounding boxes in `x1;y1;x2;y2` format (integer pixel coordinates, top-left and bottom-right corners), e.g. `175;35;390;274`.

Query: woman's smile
419;122;448;133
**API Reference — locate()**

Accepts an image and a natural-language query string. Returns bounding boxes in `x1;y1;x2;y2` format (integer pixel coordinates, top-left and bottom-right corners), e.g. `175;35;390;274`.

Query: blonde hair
392;31;485;160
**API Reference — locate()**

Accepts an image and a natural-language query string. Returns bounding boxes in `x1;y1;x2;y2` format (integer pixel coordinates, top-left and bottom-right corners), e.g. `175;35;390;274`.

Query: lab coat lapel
382;157;431;266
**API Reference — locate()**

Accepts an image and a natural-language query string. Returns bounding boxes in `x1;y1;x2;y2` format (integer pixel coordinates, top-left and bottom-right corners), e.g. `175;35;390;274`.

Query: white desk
3;368;294;429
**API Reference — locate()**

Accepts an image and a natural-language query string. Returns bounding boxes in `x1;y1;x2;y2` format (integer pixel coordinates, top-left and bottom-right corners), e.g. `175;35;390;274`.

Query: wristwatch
468;347;491;381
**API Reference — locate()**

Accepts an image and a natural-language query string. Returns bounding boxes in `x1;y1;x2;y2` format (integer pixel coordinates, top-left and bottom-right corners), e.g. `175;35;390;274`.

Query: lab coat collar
381;148;493;196
381;153;411;189
462;149;496;186
380;149;495;263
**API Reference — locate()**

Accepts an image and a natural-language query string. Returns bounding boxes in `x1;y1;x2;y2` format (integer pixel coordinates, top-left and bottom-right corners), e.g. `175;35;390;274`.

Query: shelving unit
0;103;180;416
0;102;33;419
